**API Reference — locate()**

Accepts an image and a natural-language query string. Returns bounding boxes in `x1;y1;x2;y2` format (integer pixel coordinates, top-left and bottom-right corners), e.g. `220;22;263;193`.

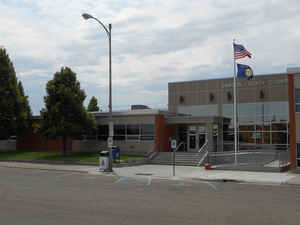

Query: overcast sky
1;0;300;114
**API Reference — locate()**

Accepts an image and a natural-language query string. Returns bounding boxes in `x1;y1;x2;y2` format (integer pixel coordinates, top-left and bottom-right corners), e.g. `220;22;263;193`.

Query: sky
1;0;300;115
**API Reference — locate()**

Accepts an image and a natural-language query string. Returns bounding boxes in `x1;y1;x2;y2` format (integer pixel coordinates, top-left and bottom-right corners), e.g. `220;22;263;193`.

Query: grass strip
0;151;144;163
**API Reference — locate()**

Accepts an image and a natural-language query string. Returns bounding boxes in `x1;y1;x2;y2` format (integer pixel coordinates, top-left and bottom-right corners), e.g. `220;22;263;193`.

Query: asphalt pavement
1;166;300;225
1;161;300;185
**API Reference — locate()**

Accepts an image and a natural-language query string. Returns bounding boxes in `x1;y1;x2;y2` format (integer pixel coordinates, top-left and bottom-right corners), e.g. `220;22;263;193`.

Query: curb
0;159;148;167
0;164;89;174
0;159;97;166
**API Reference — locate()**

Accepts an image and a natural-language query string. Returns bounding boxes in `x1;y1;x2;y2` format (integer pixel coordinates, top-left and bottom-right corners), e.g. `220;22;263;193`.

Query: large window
93;124;155;142
98;125;108;141
126;124;140;141
114;125;125;140
223;101;289;151
295;88;300;112
141;124;155;140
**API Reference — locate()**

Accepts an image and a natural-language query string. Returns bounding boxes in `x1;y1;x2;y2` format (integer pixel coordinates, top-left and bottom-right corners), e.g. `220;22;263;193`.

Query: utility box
99;151;109;171
112;146;120;162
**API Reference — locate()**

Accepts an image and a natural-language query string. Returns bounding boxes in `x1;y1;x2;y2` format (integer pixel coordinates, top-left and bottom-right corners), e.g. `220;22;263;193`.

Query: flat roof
30;108;170;119
91;108;169;117
168;72;287;85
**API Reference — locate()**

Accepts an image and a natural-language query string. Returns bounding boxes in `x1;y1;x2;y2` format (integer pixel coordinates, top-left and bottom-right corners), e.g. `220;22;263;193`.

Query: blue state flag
237;64;254;80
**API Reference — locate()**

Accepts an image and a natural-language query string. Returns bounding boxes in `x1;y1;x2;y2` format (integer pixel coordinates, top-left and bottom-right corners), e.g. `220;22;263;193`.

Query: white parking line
147;177;152;186
204;182;217;191
114;177;128;184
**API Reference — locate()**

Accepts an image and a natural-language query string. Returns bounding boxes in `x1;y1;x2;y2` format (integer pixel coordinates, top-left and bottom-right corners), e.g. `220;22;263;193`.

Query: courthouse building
12;67;300;170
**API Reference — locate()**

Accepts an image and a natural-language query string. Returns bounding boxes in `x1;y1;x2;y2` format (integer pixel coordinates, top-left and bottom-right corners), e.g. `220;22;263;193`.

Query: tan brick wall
72;140;154;155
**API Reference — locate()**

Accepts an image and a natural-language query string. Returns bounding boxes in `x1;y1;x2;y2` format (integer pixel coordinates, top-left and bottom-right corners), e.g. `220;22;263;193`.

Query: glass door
198;133;206;149
187;125;207;152
188;126;197;151
188;135;197;151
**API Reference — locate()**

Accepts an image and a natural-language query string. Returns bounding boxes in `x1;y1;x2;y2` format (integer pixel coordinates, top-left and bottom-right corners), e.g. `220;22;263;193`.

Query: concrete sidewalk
112;165;299;185
1;161;300;185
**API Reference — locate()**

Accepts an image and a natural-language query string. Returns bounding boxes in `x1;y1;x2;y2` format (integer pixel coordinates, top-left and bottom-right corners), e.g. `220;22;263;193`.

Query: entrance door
198;133;206;149
188;135;197;151
188;125;197;151
187;125;206;152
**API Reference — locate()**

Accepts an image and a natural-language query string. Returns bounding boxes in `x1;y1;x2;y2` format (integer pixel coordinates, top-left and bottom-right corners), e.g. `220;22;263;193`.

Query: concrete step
149;162;197;166
150;152;206;166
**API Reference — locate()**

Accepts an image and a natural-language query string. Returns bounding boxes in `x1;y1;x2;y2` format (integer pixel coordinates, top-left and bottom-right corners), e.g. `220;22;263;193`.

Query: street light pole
108;23;112;118
82;13;113;172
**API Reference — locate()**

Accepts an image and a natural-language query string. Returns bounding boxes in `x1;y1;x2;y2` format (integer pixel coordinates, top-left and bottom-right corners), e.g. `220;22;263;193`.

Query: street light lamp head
82;13;93;20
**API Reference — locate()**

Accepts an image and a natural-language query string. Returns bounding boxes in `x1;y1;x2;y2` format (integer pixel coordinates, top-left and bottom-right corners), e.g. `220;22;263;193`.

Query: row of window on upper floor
295;88;300;112
177;102;289;120
169;78;288;92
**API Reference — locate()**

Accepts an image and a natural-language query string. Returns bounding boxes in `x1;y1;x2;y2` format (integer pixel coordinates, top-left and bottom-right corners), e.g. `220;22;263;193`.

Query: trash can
99;151;109;171
112;146;120;162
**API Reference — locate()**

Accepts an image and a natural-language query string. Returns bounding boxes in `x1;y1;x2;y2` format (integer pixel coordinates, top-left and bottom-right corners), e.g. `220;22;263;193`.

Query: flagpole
233;39;237;165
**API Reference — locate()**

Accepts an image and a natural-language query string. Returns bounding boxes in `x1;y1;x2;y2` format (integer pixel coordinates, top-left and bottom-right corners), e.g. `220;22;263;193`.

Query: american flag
234;43;252;59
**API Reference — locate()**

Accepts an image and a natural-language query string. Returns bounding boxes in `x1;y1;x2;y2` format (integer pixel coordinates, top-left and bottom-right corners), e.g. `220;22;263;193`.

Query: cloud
1;0;300;114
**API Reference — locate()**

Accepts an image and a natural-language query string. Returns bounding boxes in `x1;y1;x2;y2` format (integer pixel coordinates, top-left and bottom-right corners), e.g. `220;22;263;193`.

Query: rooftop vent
131;105;150;110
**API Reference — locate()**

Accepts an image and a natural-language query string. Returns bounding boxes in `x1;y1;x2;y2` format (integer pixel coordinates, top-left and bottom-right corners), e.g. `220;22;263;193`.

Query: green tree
40;67;96;156
17;81;32;116
16;81;32;133
0;48;30;139
87;96;100;112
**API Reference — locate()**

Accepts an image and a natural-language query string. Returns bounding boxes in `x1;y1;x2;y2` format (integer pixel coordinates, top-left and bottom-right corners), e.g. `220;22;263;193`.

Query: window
114;125;125;140
96;123;155;142
98;125;108;140
295;88;300;112
141;124;155;140
126;124;140;141
297;143;300;167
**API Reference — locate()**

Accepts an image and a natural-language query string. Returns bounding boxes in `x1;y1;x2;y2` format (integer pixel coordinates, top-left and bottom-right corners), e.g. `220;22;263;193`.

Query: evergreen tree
40;67;96;156
0;48;30;139
87;96;100;112
17;81;32;116
16;81;32;133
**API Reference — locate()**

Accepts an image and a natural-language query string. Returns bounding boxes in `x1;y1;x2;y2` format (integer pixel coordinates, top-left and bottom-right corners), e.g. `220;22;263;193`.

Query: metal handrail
198;152;208;166
198;139;208;154
197;140;209;166
174;141;185;152
147;140;159;161
172;141;185;177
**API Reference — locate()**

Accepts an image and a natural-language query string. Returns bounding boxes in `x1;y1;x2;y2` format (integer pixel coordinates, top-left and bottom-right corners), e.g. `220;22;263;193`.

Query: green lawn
0;151;144;164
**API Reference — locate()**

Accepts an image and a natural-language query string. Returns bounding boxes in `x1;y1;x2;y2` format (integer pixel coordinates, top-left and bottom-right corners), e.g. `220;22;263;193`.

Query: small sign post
107;137;113;148
171;139;177;176
109;122;114;137
107;136;113;172
171;139;177;149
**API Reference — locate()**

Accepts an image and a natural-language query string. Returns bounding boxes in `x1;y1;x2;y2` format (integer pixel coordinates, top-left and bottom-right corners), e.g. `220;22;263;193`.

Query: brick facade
155;115;175;152
17;119;72;152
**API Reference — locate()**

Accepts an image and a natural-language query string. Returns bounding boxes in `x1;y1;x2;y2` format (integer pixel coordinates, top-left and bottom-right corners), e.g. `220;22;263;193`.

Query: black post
173;149;176;176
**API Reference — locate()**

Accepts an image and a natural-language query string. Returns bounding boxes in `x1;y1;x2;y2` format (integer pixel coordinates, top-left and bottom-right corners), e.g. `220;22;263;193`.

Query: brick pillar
155;115;175;152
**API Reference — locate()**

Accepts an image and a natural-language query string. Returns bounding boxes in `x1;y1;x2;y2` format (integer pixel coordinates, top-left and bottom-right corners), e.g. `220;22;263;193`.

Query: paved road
0;167;300;225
